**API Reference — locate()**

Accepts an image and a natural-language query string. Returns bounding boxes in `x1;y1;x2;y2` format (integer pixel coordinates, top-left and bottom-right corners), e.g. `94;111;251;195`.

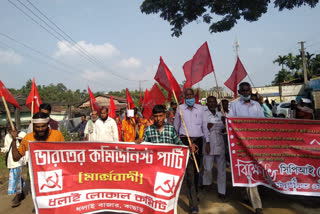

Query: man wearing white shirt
228;82;264;214
1;125;26;207
95;107;119;142
203;96;226;199
84;110;98;141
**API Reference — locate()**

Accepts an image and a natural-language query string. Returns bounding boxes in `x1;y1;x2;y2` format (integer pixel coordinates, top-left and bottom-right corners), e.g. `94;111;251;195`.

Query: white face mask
240;94;251;101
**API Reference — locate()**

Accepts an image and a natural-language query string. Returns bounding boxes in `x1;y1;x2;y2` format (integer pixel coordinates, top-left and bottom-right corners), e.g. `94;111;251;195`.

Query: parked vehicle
276;102;291;118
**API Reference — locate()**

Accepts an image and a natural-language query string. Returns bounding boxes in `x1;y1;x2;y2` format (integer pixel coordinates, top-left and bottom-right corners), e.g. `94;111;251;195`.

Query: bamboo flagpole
31;99;34;132
1;96;15;130
212;72;225;115
171;90;199;173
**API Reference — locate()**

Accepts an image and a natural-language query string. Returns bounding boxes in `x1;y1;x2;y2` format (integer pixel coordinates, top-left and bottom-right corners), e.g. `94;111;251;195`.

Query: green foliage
60;126;80;141
140;0;318;37
272;52;320;85
8;80;91;104
0;153;6;169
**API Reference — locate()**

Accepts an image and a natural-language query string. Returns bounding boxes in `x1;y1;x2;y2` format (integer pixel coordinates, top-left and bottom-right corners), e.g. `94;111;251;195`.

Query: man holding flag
174;88;210;214
11;112;65;162
27;103;59;133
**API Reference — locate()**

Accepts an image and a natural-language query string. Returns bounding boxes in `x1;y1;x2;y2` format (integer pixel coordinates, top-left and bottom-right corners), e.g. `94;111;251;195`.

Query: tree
140;0;318;37
273;55;288;70
272;69;293;85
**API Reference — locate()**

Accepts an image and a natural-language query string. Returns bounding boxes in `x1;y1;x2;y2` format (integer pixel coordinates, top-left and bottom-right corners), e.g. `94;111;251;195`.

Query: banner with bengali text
227;117;320;196
28;142;189;214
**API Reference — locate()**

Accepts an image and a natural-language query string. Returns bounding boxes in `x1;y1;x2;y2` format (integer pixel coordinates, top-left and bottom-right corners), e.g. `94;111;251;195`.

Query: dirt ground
0;168;320;214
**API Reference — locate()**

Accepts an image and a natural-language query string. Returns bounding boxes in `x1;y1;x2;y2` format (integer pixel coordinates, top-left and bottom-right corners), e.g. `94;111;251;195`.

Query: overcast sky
0;0;320;93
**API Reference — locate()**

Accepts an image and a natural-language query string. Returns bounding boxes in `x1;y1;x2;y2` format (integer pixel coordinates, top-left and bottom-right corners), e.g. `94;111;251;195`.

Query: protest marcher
27;103;59;133
0;124;26;207
115;115;122;141
84;110;98;141
135;104;183;145
251;94;272;118
228;82;264;214
271;100;278;117
169;102;177;119
174;88;210;214
70;114;87;140
11;112;65;162
122;109;137;142
296;98;314;119
202;96;226;200
95;106;119;142
264;98;272;110
221;99;229;116
288;100;296;119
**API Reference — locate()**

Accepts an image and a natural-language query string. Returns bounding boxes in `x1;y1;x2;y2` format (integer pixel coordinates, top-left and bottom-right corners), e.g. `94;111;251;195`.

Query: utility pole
299;41;308;87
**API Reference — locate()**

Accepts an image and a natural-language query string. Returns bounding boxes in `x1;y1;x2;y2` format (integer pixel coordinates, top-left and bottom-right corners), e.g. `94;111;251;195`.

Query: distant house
0;95;81;130
78;95;127;113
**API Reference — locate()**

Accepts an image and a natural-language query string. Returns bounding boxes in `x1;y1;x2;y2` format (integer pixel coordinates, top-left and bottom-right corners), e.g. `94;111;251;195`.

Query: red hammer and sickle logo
155;178;175;194
40;172;61;190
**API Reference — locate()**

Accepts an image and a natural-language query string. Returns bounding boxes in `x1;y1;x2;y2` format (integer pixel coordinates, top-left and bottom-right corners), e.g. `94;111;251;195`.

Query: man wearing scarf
11;112;65;162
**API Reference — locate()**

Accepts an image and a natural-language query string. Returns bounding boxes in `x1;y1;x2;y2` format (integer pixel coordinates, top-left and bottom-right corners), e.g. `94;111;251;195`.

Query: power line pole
299;41;308;87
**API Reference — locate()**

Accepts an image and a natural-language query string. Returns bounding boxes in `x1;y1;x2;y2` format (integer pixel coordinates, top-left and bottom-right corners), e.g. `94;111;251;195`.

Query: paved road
0;169;319;214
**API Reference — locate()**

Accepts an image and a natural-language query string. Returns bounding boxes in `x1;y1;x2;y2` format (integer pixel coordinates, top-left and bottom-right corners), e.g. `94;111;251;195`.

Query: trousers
202;154;226;195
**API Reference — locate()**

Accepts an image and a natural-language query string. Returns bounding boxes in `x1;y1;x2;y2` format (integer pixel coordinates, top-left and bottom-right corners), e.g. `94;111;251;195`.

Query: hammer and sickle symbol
155;178;175;194
40;172;61;190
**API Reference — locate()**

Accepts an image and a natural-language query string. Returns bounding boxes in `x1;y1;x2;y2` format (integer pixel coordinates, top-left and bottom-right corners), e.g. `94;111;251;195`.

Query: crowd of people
0;81;316;214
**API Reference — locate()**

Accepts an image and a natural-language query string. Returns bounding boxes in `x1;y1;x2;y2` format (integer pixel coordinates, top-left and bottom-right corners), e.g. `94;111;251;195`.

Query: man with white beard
84;110;99;141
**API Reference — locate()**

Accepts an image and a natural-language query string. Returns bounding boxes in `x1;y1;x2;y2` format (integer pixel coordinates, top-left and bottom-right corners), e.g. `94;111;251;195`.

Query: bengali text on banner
227;117;320;196
28;142;189;214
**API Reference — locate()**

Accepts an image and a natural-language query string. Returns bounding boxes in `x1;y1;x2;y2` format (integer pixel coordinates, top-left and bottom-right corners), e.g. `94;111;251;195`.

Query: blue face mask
240;94;251;101
185;98;195;106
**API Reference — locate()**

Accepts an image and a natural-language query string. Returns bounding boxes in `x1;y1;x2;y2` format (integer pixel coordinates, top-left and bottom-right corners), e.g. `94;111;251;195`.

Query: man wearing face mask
228;82;264;214
174;88;210;214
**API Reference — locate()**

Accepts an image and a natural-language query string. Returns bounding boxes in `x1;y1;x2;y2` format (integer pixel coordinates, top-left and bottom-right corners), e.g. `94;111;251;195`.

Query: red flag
143;84;166;119
26;78;42;113
126;88;135;109
224;57;248;98
142;89;149;106
0;80;21;109
88;86;100;113
139;92;143;106
108;95;116;118
183;42;214;87
195;89;200;104
155;57;182;101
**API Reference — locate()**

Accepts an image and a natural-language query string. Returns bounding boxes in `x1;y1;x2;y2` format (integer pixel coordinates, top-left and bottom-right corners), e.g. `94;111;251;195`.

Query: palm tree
273;55;288;70
272;69;293;85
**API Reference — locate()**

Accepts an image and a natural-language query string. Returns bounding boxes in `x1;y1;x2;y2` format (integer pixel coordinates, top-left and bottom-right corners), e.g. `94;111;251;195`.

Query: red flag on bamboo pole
195;89;200;104
108;95;116;118
26;78;42;113
88;86;100;113
224;56;248;98
142;89;149;106
183;42;214;87
126;88;135;109
0;80;21;109
143;84;166;119
154;57;182;101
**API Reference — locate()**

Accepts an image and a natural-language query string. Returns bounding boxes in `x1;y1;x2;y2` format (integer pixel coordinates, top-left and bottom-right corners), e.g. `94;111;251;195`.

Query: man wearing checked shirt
135;104;183;145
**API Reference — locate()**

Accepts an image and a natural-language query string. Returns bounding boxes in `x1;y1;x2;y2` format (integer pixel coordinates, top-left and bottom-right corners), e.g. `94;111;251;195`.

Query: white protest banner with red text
28;142;189;214
227;117;320;196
